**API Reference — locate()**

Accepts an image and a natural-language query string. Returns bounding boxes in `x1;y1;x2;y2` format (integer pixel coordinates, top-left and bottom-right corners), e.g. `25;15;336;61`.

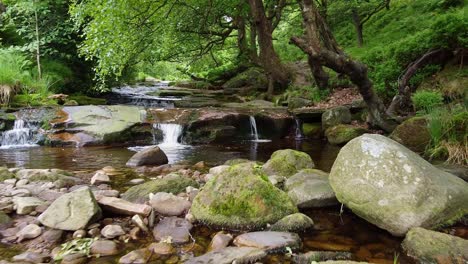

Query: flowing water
249;116;272;143
0;120;40;149
108;82;181;107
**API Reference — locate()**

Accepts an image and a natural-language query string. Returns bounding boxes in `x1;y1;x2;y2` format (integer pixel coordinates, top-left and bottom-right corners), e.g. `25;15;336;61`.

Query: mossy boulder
0;167;15;181
288;97;312;110
390;117;430;153
121;174;198;203
191;163;298;229
329;134;468;236
15;169;77;184
223;68;268;91
322;106;351;130
269;213;314;232
402;227;468;263
325;124;368;145
303;123;322;139
262;149;315;178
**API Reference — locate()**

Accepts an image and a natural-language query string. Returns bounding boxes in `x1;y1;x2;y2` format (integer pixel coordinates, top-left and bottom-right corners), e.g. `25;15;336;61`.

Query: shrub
0;49;30;104
411;90;444;113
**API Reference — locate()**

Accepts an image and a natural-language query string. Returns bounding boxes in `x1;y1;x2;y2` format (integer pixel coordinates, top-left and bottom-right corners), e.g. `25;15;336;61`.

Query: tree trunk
352;9;364;47
308;56;329;90
248;0;290;97
236;15;250;64
34;0;42;80
292;0;397;132
249;21;259;63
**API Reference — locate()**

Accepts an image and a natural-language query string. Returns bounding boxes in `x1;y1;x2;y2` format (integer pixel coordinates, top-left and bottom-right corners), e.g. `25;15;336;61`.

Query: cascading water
249;116;271;143
0;120;39;149
108;81;181;108
295;118;305;140
154;123;183;146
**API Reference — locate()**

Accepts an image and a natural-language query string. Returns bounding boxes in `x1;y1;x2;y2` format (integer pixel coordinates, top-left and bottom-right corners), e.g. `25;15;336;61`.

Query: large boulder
191;163;298;229
402;227;468;263
325;125;368;145
329;134;468;236
38;187;101;231
285;169;338;208
262;149;315;178
322;106;351;131
121;173;198;203
390;117;431;153
126;146;168;167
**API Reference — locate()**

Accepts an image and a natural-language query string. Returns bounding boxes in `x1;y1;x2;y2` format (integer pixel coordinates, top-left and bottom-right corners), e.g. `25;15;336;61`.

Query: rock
0;211;12;227
126;146;168;167
262;149;315;178
223;67;268;91
390;117;430;153
128;179;145;185
191;163;297;229
153;217;193;244
17;224;42;242
0;167;15;182
325;125;368;145
90;240;120;256
149;192;191;216
329;134;468;236
42;229;64;244
285;169;338;208
303;123;322;139
61;253;87;264
402;227;468;263
13;197;45;215
131;215;149;233
12;252;49;263
185;247;266;264
121;174;198;203
38;187;102;231
91;170;110;185
436;163;468;182
73;230;87;239
101;225;125;239
322;106;351;131
269;213;314;232
148;242;175;255
97;196;152;216
118;248;152;264
233;231;301;252
293;251;353;264
15;169;75;182
10;188;30;197
288;97;312;110
208;231;233;251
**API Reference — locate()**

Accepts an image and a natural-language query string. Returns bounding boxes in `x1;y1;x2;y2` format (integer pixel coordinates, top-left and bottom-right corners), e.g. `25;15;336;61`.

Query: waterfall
154;123;183;146
249;116;271;143
295;118;305;140
0;120;39;149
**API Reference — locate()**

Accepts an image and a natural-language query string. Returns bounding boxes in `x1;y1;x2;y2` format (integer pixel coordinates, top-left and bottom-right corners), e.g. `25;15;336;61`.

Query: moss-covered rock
184;125;236;144
262;149;315;178
269;213;314;232
191;163;298;229
402;227;468;263
288;97;312;110
121;174;198;203
322;106;351;131
325;124;368;145
223;68;268;91
390;117;430;153
0;167;15;181
303;123;322;139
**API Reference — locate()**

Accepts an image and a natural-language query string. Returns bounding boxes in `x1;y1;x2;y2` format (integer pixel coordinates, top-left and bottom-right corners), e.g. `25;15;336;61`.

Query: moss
390;117;431;153
262;149;315;178
121;174;198;203
0;167;15;182
10;94;58;107
303;123;322;139
325;124;368;145
68;95;107;105
224;67;268;90
269;213;314;232
28;170;73;182
191;163;298;229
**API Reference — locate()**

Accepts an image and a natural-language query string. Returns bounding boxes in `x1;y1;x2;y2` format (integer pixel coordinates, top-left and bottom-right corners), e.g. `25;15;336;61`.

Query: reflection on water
0;139;340;171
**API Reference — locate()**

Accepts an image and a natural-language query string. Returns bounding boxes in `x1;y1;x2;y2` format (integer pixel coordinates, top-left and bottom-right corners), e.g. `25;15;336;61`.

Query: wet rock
148;242;175;255
233;231;301;252
153;217;193;244
101;225;125;239
325;124;368;145
0;211;12;227
269;213;314;232
12;251;49;263
293;251;353;264
285;169;338;208
61;253;87;264
13;197;45;215
191;163;297;229
16;169;74;182
90;240;120;256
97;196;151;216
121;174;198;203
390;117;430;153
0;167;15;182
126;146;168;167
73;230;87;239
329;134;468;236
91;170;110;185
262;149;315;178
322;106;351;131
149;192;191;216
208;231;233;251
185;247;266;264
38;187;102;231
17;224;42;242
131;215;149;233
118;248;152;264
402;227;468;263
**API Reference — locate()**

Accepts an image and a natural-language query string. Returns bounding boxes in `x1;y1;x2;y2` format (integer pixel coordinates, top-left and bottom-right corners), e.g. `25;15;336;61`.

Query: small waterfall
249;116;271;143
154;123;183;146
295;118;305;140
0;120;39;149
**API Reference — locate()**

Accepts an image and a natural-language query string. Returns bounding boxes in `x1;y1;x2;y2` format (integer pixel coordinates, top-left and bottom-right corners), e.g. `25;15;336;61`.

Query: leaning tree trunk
292;0;397;132
248;0;290;97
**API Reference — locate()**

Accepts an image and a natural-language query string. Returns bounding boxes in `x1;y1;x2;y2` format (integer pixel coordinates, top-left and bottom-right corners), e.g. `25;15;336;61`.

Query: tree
291;0;397;132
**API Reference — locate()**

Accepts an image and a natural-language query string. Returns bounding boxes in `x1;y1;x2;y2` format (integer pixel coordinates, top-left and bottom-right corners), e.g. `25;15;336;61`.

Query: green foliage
54;238;97;261
412;90;444;113
285;85;329;104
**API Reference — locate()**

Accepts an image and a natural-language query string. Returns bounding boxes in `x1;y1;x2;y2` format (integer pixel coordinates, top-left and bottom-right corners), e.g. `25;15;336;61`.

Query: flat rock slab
97;196;152;216
149;192;191;216
185;247;266;264
233;231;301;252
38;187;101;231
13;196;46;215
153;217;193;244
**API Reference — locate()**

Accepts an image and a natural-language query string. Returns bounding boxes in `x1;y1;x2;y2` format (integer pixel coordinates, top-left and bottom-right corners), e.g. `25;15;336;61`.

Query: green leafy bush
412;90;444;113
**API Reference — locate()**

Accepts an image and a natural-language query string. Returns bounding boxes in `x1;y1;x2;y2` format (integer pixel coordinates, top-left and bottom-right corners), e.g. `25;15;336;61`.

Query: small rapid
0;120;40;149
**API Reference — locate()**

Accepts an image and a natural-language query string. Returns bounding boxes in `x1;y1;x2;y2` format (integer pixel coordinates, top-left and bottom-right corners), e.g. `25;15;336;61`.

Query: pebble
101;225;125;239
73;230;87;239
148;242;175;255
90;240;120;256
118;248;152;264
